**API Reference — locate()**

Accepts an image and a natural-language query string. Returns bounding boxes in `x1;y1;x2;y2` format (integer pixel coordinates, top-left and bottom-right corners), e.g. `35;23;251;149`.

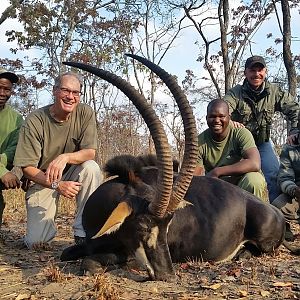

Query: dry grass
1;188;300;300
93;272;120;300
43;260;65;282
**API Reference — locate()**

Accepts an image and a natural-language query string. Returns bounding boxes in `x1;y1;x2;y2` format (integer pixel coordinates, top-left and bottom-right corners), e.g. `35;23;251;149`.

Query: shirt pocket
234;105;252;123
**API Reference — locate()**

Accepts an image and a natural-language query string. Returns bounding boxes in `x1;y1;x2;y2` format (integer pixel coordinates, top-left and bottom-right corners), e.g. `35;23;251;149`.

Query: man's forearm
64;149;96;165
217;160;260;177
22;166;51;188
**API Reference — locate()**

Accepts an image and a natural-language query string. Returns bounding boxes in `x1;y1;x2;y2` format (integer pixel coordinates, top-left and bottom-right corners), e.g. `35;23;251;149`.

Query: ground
0;189;300;300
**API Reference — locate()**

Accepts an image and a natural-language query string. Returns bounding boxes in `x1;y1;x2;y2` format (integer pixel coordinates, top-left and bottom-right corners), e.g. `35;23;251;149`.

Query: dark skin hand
1;172;20;189
194;147;260;178
206;147;260;178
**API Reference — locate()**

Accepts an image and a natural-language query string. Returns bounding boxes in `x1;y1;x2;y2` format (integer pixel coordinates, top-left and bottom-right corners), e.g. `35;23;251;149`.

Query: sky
1;0;299;116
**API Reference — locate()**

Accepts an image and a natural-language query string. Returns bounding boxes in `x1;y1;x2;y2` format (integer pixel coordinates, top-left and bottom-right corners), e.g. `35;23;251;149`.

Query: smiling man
0;68;23;228
224;56;300;203
194;99;268;202
14;72;103;248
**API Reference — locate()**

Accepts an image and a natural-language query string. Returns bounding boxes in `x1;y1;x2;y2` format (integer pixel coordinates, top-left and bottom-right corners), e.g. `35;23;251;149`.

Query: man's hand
206;168;221;178
46;154;69;183
286;133;299;146
56;181;82;199
0;172;21;189
230;120;245;128
294;187;300;203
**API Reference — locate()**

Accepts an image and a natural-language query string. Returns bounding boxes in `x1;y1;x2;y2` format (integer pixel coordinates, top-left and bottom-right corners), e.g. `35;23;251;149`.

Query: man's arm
278;89;300;135
193;165;205;176
277;145;298;197
223;89;238;115
23;148;95;199
0;114;23;189
207;147;260;178
45;148;96;183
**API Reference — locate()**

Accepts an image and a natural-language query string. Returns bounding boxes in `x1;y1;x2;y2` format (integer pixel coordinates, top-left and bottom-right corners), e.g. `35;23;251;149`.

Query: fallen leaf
273;282;293;287
226;268;241;277
202;283;222;290
15;294;31;300
180;263;189;270
239;290;248;297
260;290;270;297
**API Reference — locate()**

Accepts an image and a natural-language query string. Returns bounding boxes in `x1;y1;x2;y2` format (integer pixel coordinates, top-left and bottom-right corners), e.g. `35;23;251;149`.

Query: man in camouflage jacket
224;55;300;202
272;141;300;240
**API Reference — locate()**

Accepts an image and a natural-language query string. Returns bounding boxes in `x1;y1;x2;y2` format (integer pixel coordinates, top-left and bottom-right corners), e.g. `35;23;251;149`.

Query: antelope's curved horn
63;61;173;218
125;54;198;214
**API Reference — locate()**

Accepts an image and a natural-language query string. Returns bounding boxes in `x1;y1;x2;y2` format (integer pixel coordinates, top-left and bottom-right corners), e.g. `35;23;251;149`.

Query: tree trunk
281;0;297;97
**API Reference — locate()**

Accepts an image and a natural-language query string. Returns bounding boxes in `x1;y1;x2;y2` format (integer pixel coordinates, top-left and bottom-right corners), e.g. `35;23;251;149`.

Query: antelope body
61;155;285;281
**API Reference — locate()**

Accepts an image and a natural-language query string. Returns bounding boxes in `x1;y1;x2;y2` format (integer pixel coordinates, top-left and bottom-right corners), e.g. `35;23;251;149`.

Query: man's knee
81;160;101;175
238;172;268;201
80;160;103;183
239;172;265;190
272;193;290;209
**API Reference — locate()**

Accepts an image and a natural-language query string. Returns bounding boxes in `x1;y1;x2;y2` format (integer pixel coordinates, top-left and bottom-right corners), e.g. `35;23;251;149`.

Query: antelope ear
176;199;193;210
92;201;133;239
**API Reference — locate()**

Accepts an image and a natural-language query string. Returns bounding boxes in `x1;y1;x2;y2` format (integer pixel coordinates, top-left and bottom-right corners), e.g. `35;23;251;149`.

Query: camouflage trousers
272;193;300;224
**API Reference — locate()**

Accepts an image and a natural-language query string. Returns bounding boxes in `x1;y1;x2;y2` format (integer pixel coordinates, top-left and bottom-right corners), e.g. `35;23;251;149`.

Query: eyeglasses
59;87;81;97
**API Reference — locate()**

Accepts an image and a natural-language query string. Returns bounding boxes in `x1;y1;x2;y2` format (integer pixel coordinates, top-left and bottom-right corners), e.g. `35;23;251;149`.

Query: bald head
207;99;229;115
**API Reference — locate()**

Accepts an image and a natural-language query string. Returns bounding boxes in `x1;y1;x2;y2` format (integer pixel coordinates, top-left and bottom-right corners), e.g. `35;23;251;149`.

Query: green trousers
223;171;269;203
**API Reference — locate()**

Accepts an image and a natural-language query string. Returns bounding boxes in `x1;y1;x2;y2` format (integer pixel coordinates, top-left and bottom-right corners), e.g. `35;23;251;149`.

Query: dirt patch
0;190;300;300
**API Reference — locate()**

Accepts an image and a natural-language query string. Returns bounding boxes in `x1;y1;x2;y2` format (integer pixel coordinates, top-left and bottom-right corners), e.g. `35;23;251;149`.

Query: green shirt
14;103;97;171
0;105;23;177
224;80;299;144
197;126;256;173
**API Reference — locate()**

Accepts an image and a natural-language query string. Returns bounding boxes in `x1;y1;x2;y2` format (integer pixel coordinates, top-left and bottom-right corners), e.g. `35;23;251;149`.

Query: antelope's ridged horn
125;54;198;214
63;61;173;218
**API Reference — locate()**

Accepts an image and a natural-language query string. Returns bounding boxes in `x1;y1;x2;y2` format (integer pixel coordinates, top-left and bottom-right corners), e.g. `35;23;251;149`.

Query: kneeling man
194;99;268;202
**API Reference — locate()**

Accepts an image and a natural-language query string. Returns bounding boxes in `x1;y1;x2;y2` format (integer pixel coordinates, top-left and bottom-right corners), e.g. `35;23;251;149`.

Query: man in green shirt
0;68;23;228
14;72;103;248
194;99;268;202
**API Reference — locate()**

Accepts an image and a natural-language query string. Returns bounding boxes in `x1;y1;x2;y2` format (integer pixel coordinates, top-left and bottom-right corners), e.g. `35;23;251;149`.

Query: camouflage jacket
224;80;299;145
277;144;300;196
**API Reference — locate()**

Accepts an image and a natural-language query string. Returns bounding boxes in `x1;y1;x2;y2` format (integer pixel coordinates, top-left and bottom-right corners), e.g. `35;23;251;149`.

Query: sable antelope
61;55;297;281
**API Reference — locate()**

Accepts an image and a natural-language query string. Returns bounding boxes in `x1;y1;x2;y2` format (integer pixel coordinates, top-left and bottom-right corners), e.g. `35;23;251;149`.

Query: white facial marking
135;242;155;278
219;240;249;262
147;226;159;249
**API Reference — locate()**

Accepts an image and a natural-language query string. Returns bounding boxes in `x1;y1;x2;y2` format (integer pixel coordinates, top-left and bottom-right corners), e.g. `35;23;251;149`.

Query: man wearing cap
224;55;300;202
0;68;23;228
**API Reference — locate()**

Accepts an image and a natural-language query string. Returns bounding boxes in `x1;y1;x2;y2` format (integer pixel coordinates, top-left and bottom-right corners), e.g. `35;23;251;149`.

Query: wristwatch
51;181;60;190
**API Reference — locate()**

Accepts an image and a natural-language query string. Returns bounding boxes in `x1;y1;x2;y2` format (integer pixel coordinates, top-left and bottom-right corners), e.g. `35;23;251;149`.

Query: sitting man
0;68;23;229
272;138;300;241
194;99;268;202
14;72;103;248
